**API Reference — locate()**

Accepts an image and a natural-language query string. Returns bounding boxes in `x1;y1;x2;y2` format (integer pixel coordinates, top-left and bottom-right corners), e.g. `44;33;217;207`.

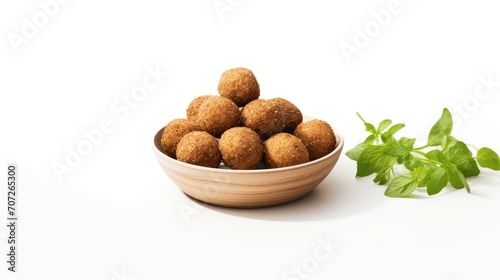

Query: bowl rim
152;125;344;174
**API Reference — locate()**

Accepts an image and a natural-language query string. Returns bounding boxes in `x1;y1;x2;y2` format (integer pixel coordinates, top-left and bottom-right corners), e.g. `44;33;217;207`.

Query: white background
1;1;500;279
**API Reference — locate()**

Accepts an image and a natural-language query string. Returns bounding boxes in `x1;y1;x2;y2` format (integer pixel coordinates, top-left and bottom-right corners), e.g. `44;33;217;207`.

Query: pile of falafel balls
160;67;337;169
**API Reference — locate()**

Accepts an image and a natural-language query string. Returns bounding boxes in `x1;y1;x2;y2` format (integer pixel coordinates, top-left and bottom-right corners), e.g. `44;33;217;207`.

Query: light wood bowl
152;118;344;208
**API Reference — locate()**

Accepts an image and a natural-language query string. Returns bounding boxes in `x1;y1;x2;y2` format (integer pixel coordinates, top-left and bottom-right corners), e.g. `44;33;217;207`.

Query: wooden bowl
152;119;344;208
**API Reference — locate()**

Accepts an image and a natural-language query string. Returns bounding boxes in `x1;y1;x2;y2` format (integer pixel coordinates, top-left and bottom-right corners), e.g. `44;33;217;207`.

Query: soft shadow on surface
191;164;386;222
466;171;500;199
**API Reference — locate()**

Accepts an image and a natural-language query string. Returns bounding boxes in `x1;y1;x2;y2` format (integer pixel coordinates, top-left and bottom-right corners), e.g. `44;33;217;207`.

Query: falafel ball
293;119;336;161
219;127;264;170
217;67;260;107
241;99;285;139
197;96;240;138
264;133;309;168
270;97;303;133
176;131;221;168
186;95;212;121
161;118;200;159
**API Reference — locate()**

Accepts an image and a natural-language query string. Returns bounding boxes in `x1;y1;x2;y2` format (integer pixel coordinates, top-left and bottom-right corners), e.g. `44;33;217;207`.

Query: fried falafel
241;99;285;139
160;118;200;159
270;97;302;133
197;96;240;138
186;95;212;121
176;131;221;168
217;67;260;107
264;133;309;168
294;119;336;161
219;127;264;170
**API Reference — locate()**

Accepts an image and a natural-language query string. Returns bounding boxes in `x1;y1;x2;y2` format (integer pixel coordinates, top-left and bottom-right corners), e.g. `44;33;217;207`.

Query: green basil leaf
345;143;368;161
356;145;397;177
385;174;419;197
444;137;473;165
399;137;416;150
422;166;448;195
426;149;448;163
364;122;376;134
383;123;405;138
363;134;377;145
445;163;469;192
456;157;481;178
374;168;391;185
427;108;453;146
477;147;500;171
385;144;410;157
377;119;392;132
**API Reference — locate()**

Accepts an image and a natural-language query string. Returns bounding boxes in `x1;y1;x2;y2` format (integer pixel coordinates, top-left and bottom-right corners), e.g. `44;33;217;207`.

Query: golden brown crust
217;67;260;107
197;96;240;138
176;131;221;168
294;120;336;161
219;127;264;170
186;95;213;121
270;97;303;134
241;99;285;139
160;118;200;159
264;133;309;168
